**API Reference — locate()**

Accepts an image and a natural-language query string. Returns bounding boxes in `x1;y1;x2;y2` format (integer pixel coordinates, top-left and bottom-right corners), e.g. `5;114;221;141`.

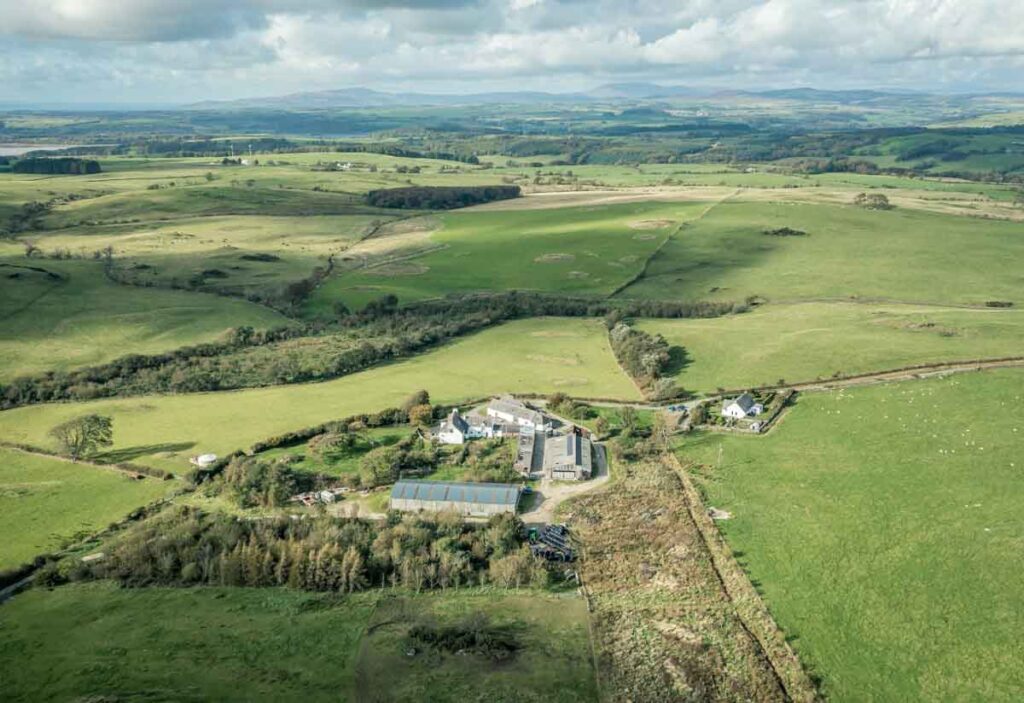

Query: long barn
389;479;522;517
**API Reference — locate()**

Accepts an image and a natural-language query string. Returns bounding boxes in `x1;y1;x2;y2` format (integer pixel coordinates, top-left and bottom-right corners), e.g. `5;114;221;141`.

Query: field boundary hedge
0;441;175;480
665;451;820;702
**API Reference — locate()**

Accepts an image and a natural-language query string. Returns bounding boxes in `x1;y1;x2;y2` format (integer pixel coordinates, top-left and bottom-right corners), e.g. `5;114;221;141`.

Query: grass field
260;426;410;477
0;318;639;472
640;302;1024;393
0;584;378;702
29;214;389;298
311;200;708;311
0;584;595;702
0;258;288;381
355;590;596;702
619;199;1024;306
0;449;175;569
675;369;1024;701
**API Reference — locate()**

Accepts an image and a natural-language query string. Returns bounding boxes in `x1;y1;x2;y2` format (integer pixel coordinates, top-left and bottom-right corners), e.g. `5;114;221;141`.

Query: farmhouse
722;393;763;419
542;428;593;481
487;396;552;432
437;409;470;445
389;479;522;517
436;408;509;445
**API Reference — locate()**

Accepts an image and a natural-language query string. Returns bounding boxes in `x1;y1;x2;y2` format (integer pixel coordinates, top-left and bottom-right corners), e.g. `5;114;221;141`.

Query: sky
1;0;1023;105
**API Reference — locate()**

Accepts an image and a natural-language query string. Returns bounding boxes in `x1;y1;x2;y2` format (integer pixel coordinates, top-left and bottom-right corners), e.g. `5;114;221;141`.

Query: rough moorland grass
30;214;389;297
0;258;288;381
314;200;707;310
0;449;175;569
619;199;1024;306
355;590;597;703
0;318;639;472
675;370;1024;702
0;583;378;703
640;302;1024;393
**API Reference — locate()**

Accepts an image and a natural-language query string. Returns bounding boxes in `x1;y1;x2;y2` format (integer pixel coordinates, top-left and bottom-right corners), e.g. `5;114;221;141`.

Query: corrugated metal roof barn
390;479;522;517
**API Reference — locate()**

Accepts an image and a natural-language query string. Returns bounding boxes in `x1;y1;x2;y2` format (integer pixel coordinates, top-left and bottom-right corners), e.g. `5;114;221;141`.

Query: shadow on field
94;442;195;463
664;345;692;376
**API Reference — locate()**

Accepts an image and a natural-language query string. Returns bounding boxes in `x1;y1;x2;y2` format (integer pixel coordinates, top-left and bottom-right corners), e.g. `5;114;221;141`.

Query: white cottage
722;393;763;419
437;409;470;445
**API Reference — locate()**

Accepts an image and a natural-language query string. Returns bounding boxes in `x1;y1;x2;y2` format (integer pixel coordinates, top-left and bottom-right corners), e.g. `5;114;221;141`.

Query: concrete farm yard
2;112;1024;703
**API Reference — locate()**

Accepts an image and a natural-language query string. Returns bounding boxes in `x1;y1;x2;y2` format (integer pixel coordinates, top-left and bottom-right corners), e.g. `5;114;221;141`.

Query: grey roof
725;393;756;411
487;398;544;425
542;432;592;472
448;409;469;433
391;479;521;507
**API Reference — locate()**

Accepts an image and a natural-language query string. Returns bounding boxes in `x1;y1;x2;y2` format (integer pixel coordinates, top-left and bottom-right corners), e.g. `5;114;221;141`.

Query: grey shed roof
487;398;544;424
391;479;521;507
725;393;756;411
448;409;469;433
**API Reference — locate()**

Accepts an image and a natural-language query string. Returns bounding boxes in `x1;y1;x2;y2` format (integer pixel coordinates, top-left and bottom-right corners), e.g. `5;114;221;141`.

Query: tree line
12;157;101;175
366;185;520;209
0;291;736;411
608;321;680;400
47;507;549;594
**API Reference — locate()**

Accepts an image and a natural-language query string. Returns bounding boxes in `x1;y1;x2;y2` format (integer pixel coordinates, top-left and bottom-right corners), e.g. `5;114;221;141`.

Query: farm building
486;396;552;432
542;428;593;481
189;453;218;468
722;393;763;419
389;479;522;517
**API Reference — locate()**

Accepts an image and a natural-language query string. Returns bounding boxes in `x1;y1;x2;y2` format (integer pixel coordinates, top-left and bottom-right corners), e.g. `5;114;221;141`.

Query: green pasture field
675;369;1024;701
260;426;410;477
0;584;594;703
0;318;639;472
640;302;1024;393
618;199;1024;306
0;258;288;381
312;200;706;311
0;449;175;569
0;584;378;702
356;590;596;702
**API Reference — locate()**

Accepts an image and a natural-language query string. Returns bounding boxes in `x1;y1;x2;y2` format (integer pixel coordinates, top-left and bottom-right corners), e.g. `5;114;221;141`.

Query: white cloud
0;0;1022;102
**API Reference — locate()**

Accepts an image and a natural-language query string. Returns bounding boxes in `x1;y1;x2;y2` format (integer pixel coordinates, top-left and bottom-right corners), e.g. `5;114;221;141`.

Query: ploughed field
675;370;1024;702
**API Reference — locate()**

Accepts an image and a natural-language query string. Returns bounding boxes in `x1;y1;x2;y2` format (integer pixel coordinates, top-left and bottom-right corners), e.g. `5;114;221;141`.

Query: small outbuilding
189;453;218;468
389;479;522;517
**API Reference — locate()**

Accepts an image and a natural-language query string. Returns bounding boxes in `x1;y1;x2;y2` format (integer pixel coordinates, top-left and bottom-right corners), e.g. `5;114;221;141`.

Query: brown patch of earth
526;353;582;366
630;219;676;230
367;261;429;277
534;252;576;263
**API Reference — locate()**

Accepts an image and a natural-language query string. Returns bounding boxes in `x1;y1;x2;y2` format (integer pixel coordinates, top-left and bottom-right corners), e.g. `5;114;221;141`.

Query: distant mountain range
189;83;940;110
